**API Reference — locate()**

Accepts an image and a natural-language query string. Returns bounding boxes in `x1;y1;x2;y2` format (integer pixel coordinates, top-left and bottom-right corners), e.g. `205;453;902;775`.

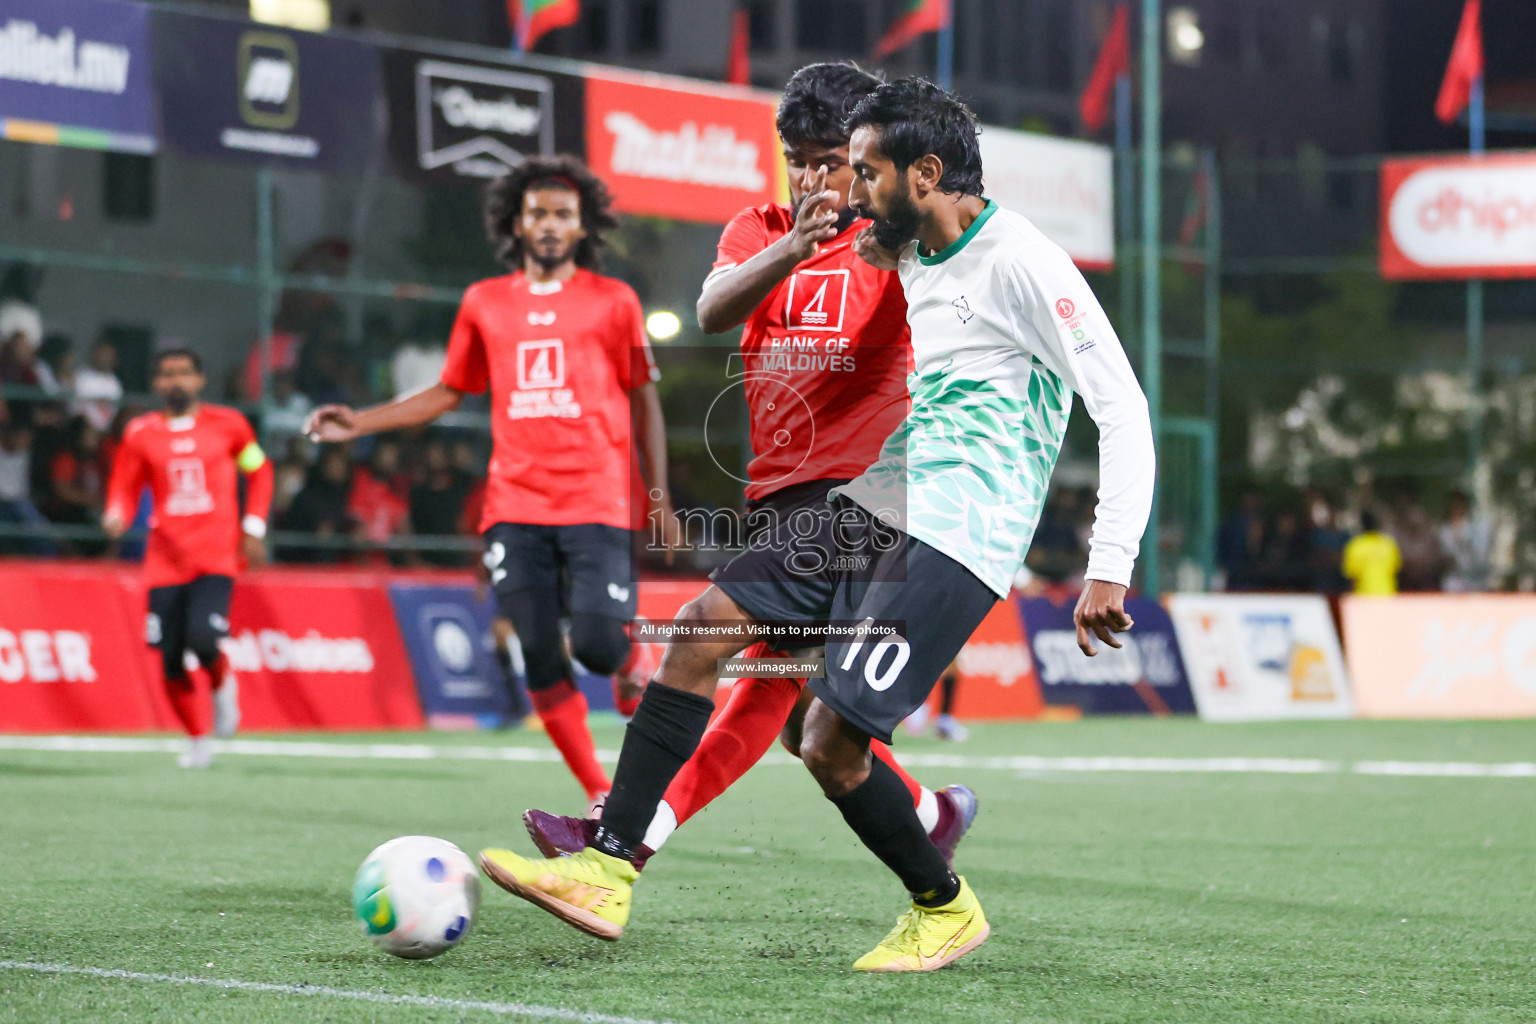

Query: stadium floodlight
250;0;330;31
1167;7;1203;66
646;310;682;341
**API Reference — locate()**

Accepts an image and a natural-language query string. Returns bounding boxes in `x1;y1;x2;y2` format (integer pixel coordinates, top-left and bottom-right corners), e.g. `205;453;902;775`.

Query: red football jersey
105;404;274;589
441;269;659;532
713;205;911;500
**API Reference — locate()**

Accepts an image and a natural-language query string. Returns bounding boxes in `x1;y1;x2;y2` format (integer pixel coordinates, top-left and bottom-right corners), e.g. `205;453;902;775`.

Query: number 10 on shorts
837;617;910;692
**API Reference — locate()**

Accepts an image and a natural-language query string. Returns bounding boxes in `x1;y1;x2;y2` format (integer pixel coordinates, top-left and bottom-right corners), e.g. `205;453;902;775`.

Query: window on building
579;0;609;53
103;152;154;222
1255;8;1285;69
627;0;662;54
746;0;775;54
1329;20;1355;83
1043;0;1071;89
1206;4;1240;63
796;0;866;54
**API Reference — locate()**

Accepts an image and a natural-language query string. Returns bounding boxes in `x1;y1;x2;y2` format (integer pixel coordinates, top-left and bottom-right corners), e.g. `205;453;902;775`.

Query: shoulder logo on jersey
953;296;974;324
527;310;557;326
1055;297;1076;320
165;457;215;517
785;269;850;333
516;339;565;389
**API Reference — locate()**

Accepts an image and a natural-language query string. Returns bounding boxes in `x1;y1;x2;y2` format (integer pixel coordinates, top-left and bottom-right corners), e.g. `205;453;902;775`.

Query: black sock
593;681;715;860
939;672;958;715
830;756;960;906
495;647;529;720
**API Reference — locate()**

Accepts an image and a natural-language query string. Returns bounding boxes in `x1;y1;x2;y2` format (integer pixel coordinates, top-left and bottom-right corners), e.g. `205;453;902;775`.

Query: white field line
0;960;682;1023
1;734;1533;778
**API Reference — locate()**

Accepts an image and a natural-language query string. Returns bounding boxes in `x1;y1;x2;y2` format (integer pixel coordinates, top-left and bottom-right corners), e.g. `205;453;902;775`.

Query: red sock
871;740;923;807
531;680;611;800
663;668;803;827
163;672;207;738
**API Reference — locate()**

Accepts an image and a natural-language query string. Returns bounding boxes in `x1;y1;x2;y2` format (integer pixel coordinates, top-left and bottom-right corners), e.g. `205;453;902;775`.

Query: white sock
915;786;939;832
640;800;679;852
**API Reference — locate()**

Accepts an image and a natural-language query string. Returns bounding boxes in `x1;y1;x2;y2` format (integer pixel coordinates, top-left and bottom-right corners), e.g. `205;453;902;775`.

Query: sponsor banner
1169;594;1353;722
1343;595;1536;718
1380;153;1536;281
584;71;784;223
153;10;383;171
219;572;423;730
381;46;585;184
980;127;1114;270
0;0;156;153
1016;595;1195;714
0;564;170;732
387;582;524;728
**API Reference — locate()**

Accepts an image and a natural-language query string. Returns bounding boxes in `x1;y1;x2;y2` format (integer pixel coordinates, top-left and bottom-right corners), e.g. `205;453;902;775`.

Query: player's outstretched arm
696;165;841;334
306;382;465;443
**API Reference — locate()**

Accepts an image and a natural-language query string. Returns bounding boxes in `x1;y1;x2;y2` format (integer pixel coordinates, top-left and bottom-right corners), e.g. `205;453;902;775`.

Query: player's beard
164;387;192;415
865;181;923;251
529;237;576;273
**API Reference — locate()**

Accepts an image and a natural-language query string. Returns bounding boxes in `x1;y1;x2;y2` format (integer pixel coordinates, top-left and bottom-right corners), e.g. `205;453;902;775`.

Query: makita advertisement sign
0;0;155;153
383;47;583;184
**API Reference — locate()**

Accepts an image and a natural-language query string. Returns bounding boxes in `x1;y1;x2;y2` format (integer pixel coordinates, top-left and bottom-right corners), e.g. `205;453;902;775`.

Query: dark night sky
1387;0;1536;151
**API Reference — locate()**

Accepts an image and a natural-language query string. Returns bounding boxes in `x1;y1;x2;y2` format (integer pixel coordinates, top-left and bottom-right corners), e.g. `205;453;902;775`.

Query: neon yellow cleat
478;846;637;941
852;877;991;972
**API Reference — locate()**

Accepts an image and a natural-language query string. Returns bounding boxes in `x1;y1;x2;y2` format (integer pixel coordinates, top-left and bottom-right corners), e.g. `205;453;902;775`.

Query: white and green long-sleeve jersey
833;199;1155;597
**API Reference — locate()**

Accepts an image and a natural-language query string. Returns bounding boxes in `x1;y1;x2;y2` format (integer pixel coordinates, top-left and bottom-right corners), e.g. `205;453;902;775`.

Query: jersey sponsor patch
784;268;850;332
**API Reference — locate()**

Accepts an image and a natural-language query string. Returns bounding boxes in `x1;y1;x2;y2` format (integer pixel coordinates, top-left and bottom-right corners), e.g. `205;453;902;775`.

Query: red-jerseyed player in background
522;63;978;871
103;348;274;769
307;155;676;812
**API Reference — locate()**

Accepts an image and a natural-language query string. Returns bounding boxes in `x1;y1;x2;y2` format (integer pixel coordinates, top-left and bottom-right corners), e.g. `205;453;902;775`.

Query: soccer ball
351;836;480;959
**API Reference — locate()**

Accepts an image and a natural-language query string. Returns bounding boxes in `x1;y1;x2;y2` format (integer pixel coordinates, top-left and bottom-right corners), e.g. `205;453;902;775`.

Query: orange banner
1342;595;1536;718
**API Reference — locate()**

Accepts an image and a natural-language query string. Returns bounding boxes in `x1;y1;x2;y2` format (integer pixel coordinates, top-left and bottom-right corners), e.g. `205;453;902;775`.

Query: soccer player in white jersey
477;77;1154;974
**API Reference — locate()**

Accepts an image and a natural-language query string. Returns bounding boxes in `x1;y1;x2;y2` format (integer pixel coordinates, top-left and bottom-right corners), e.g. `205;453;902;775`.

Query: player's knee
521;645;570;692
569;614;629;676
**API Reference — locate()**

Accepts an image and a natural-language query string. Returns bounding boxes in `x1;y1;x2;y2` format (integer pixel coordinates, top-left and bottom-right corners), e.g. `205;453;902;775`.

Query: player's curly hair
483;155;619;270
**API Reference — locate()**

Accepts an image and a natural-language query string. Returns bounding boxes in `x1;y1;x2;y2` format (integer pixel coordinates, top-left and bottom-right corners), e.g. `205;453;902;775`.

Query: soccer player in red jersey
521;63;977;870
307;156;674;811
103;349;274;769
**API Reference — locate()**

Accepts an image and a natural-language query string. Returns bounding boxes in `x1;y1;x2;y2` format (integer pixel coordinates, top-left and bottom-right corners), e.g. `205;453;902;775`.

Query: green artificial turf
1;718;1534;1023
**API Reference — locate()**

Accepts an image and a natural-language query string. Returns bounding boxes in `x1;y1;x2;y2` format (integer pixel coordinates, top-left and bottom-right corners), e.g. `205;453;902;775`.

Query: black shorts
147;575;234;666
482;522;638;620
713;496;996;743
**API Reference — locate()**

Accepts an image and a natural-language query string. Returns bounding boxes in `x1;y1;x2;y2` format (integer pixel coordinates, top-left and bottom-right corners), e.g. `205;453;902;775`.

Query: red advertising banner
0;563;170;732
947;597;1046;720
1380;153;1536;281
222;572;424;730
584;71;785;223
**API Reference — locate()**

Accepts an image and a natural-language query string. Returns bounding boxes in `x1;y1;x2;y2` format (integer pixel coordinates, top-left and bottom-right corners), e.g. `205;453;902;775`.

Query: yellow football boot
479;846;638;941
852;877;991;972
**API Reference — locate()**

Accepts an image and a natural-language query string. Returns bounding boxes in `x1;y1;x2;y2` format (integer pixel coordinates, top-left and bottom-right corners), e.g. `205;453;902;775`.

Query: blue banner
153;10;383;171
0;0;156;152
1015;595;1196;715
388;582;616;730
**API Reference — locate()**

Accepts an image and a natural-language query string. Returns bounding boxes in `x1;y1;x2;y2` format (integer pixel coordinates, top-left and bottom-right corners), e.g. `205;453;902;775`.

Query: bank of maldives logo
417;60;554;178
238;32;299;130
784;269;849;332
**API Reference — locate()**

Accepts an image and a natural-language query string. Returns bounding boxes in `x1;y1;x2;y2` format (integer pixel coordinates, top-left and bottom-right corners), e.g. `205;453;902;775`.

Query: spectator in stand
260;369;313;454
35;334;74;396
0;419;53;555
1342;510;1401;596
1305;491;1347;593
270;436;310;520
279;444;357;562
1394;502;1443;592
1255;507;1310;591
44;416;105;553
1440;490;1494;592
1025;489;1086;583
1218;491;1266;591
410;438;469;567
0;301;44;425
348;438;410;557
72;337;124;432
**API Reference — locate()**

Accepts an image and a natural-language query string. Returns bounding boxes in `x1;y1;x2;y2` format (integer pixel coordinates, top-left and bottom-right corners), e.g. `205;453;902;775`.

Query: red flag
726;7;750;85
872;0;949;60
1435;0;1483;125
1079;4;1131;134
511;0;580;51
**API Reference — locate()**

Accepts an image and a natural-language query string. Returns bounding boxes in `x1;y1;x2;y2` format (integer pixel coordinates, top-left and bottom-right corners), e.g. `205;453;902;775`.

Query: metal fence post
1140;0;1162;596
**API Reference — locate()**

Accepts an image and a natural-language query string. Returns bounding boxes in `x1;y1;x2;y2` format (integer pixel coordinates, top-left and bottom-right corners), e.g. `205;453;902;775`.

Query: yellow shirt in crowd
1343;531;1401;595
